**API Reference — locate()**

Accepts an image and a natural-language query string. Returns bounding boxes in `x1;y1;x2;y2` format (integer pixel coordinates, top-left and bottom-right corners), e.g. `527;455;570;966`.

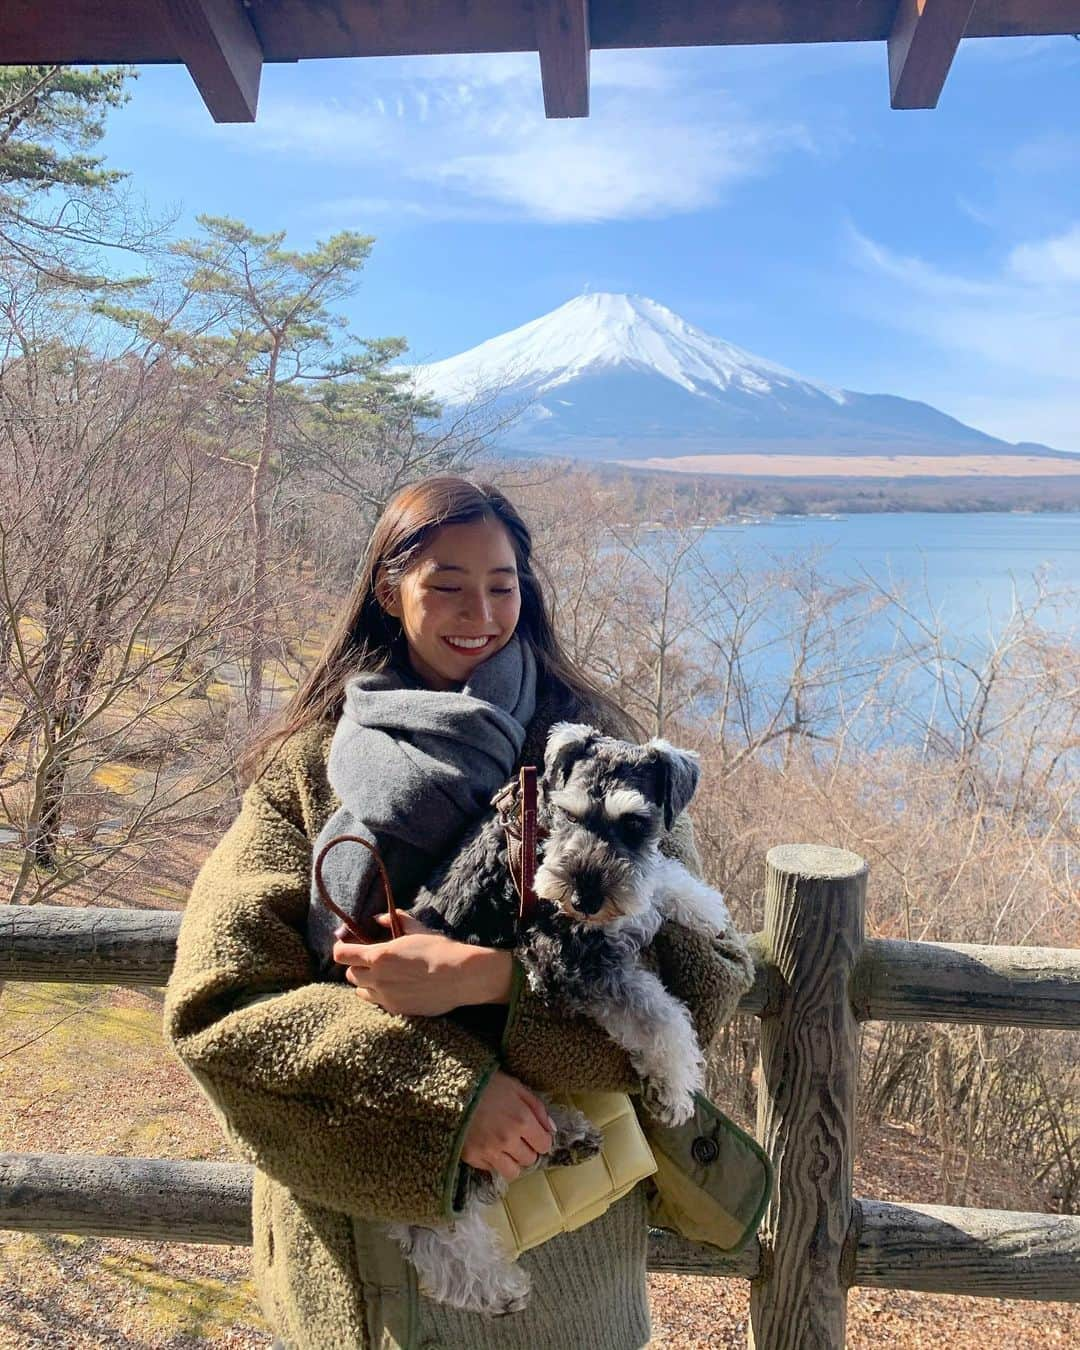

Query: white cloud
199;49;810;226
305;194;506;225
432;116;783;224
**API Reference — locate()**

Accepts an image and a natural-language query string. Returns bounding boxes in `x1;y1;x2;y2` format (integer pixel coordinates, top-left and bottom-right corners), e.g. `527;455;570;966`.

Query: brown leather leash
313;833;404;944
313;766;545;945
492;765;546;931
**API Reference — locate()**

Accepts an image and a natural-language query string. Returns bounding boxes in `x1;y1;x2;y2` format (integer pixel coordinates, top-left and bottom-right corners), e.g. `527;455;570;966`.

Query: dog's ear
543;722;600;788
645;739;701;830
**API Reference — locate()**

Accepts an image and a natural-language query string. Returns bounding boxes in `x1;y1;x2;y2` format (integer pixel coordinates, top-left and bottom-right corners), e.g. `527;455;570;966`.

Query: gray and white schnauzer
384;722;752;1317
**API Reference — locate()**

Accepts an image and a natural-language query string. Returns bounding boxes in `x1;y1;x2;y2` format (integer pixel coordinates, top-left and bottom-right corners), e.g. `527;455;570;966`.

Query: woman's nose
460;590;493;624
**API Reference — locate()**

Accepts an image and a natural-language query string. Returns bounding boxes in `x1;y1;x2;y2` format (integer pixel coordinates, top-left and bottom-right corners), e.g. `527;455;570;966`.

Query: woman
163;476;753;1350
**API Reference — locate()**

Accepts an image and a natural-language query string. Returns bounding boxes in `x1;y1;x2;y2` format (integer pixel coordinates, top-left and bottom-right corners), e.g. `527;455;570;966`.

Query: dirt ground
1;974;1076;1349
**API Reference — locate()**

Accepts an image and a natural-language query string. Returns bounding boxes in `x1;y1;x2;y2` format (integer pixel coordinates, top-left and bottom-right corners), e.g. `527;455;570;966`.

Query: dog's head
534;723;700;925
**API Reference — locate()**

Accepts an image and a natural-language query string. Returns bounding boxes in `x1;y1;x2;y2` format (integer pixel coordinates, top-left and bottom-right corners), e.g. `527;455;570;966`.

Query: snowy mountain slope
409;294;1074;461
414;293;847;406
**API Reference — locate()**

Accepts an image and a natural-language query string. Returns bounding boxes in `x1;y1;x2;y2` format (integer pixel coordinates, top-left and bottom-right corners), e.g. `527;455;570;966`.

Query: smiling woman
236;475;633;781
163;472;757;1349
376;516;524;690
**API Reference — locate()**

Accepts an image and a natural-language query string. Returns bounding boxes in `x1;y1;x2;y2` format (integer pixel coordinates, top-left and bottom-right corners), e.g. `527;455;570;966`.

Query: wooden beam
0;1153;253;1246
160;0;264;122
536;0;590;118
889;0;977;109
4;908;1080;1031
0;905;182;986
855;1199;1080;1301
5;3;1080;70
4;1153;1078;1303
855;937;1080;1029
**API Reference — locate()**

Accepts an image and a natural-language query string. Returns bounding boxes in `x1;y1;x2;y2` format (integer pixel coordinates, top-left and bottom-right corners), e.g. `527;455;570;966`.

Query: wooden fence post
749;844;868;1350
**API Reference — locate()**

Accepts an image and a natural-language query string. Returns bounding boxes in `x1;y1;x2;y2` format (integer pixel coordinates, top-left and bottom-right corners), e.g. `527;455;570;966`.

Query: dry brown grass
2;974;1077;1348
616;453;1080;478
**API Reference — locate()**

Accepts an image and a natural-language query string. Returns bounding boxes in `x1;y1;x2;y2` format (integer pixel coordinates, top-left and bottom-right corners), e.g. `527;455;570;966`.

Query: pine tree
98;215;433;722
0;64;142;286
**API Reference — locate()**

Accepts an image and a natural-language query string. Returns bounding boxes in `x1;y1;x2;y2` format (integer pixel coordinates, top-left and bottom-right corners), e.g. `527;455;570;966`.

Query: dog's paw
465;1265;532;1317
642;1079;696;1128
544;1100;603;1167
490;1287;531;1317
549;1119;603;1167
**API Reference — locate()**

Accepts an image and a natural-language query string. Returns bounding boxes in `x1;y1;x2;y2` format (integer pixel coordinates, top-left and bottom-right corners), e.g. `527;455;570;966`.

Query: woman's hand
461;1070;556;1182
332;911;514;1016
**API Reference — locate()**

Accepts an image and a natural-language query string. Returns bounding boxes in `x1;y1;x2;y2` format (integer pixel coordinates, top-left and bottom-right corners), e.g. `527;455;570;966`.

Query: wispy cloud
1008;223;1080;284
848;224;1080;448
198;50;811;225
306;195;506;225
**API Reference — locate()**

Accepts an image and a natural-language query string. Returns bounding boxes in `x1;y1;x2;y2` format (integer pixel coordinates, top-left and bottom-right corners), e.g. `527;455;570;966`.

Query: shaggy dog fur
384;722;750;1316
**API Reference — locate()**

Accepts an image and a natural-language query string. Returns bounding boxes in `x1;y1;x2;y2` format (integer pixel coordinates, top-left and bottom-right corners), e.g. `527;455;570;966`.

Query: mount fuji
410;294;1074;463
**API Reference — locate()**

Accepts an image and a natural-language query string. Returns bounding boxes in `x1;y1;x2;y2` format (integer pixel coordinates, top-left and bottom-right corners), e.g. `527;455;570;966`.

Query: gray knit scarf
306;634;537;978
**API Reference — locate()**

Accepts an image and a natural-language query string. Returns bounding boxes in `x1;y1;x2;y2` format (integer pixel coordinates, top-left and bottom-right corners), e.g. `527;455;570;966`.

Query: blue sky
99;35;1080;450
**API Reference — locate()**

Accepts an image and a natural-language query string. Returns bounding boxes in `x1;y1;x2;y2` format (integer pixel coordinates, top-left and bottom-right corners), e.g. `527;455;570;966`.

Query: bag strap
313;833;404;943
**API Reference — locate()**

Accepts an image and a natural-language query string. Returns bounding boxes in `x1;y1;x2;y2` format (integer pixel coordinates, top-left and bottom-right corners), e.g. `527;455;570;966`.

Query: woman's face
380;517;523;691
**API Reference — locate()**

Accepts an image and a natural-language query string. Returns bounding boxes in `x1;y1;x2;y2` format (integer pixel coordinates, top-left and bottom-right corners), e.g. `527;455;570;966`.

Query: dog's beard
534;835;654;925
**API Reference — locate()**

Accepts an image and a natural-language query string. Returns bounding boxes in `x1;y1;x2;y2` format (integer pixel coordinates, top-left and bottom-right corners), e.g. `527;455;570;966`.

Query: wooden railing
2;844;1078;1348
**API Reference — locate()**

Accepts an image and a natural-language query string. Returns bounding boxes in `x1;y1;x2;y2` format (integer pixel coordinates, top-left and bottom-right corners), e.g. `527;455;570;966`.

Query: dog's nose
573;875;606;916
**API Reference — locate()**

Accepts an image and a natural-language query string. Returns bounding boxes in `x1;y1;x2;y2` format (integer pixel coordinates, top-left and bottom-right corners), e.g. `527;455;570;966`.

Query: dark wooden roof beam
536;0;590;118
889;0;977;109
161;0;264;122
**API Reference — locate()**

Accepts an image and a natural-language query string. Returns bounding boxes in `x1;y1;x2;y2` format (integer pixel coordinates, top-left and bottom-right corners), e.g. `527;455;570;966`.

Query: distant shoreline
565;454;1080;514
613;453;1080;479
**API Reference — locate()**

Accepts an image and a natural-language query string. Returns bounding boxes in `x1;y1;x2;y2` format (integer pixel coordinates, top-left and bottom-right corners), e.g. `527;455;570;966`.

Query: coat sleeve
499;812;755;1094
162;742;500;1227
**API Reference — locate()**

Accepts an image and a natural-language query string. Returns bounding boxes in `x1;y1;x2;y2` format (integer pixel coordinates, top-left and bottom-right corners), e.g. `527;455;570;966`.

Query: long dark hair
239;475;637;783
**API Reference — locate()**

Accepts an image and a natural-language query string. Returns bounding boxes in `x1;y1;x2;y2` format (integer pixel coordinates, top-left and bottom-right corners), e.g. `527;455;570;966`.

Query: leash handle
313;833;404;944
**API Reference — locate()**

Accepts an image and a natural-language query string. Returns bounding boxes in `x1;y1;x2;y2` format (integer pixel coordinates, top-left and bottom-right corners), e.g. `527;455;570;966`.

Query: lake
679;511;1079;750
700;511;1080;640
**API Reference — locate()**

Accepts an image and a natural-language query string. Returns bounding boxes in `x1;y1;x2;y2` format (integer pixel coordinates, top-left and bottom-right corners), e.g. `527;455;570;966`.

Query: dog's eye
616;814;651;845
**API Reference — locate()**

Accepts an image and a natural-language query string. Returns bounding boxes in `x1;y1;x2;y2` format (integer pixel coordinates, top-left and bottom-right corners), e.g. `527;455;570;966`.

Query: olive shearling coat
162;684;752;1348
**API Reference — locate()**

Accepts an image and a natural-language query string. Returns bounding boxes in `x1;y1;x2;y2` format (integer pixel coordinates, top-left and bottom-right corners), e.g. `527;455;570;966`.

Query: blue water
699;512;1080;641
670;512;1078;752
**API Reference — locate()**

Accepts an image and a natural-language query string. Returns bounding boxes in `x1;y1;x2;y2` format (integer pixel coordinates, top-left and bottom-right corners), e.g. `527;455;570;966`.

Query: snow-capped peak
410;292;846;407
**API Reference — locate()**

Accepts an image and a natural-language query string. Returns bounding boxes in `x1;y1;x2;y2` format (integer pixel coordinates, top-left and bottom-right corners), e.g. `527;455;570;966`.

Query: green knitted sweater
162;685;750;1349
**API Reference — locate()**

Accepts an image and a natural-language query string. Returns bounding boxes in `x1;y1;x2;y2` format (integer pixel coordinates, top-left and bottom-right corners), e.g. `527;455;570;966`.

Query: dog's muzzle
570;871;606;917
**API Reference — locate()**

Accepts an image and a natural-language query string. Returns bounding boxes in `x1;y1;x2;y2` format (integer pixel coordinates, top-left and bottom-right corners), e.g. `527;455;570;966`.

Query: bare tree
0;287;250;904
292;374;526;528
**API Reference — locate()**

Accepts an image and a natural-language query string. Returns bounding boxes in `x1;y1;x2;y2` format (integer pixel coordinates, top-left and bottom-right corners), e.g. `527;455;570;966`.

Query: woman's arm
163;732;534;1226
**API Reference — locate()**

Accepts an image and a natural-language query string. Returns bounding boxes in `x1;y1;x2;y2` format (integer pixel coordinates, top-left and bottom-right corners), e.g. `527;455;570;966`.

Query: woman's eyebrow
428;563;517;575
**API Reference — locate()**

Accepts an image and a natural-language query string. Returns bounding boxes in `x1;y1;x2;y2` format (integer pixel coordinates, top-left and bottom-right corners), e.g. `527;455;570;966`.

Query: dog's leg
651;854;738;938
583;968;705;1126
386;1202;531;1317
651;856;757;1014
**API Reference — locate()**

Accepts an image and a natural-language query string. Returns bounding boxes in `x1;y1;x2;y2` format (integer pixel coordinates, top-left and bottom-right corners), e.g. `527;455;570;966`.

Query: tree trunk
246;340;280;725
28;536;118;870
